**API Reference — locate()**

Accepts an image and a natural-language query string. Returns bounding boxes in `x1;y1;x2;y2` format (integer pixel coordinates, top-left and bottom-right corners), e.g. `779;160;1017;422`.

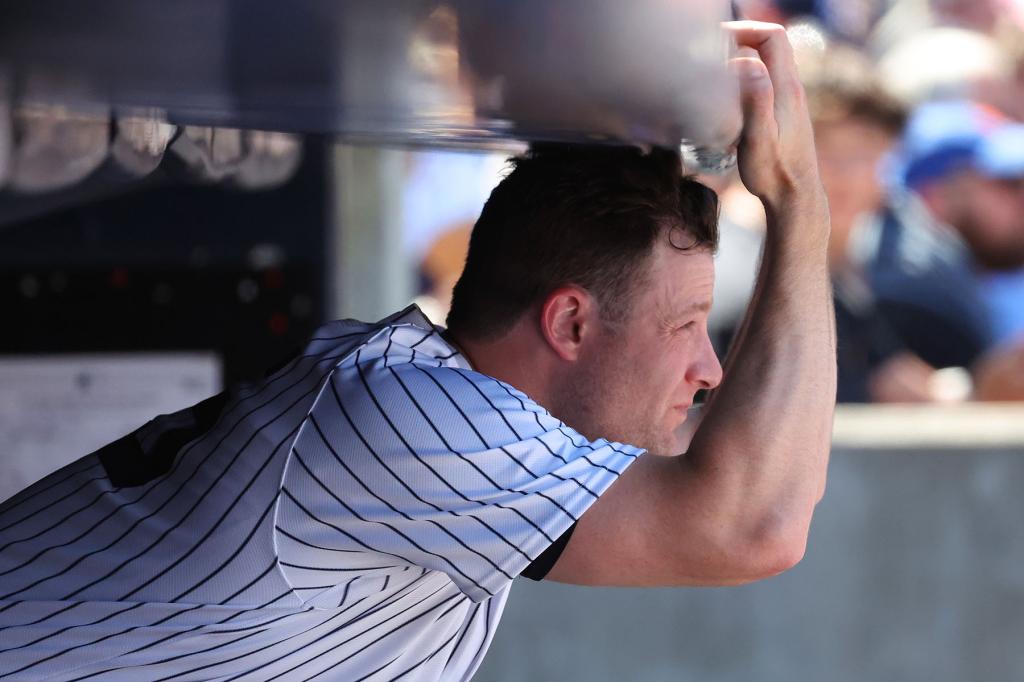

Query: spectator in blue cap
896;101;1024;270
856;99;1024;400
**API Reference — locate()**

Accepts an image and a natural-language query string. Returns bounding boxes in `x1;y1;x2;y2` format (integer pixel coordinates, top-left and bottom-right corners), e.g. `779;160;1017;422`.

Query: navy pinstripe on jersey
0;306;643;680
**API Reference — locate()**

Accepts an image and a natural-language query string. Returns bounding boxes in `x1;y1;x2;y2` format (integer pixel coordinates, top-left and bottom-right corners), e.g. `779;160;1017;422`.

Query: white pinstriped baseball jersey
0;305;643;681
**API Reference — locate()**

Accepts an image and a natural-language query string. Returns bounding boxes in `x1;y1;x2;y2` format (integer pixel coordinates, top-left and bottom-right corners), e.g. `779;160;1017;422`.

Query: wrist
761;184;831;250
760;178;828;218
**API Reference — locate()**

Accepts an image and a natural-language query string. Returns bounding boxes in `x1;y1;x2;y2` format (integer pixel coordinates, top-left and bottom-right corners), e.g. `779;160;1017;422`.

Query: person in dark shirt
800;43;909;402
856;100;1024;400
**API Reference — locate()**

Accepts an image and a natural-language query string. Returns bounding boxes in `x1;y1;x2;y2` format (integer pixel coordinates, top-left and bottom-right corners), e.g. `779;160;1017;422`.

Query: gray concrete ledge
477;405;1024;682
832;402;1024;448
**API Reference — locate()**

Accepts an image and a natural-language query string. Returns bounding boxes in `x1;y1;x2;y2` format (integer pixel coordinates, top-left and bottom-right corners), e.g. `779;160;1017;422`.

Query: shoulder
344;324;558;452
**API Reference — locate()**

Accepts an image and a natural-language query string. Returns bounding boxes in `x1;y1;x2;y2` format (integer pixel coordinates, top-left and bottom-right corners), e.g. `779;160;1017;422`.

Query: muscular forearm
684;189;836;561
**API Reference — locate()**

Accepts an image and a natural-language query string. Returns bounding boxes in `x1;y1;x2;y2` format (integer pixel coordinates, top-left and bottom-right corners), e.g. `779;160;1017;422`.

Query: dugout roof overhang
0;0;742;192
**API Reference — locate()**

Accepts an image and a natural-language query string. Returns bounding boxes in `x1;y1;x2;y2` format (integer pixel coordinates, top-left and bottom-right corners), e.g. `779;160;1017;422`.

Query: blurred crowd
707;0;1024;403
409;0;1024;404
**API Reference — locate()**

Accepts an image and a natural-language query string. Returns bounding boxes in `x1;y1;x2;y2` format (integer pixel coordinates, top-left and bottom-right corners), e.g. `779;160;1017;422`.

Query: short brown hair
799;43;906;135
446;144;719;340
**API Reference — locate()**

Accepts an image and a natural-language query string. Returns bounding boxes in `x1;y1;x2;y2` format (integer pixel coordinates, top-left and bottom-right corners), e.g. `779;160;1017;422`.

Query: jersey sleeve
285;327;644;602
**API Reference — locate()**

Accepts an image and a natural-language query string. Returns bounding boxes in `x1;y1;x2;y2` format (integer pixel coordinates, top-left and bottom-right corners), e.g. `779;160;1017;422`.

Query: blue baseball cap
895;100;1024;188
977;123;1024;179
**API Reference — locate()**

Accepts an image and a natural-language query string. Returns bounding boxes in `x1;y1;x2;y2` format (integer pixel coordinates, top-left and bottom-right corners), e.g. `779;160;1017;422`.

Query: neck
446;320;557;408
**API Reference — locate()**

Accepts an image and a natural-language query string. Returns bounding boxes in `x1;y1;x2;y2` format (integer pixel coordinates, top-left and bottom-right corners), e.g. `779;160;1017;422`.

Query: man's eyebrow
662;299;712;320
677;300;712;316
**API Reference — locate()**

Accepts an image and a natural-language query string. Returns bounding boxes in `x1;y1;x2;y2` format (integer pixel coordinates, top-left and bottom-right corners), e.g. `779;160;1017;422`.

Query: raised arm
546;21;836;586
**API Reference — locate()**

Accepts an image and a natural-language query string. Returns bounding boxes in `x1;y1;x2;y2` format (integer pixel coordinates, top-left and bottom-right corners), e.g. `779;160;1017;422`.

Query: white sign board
0;353;221;503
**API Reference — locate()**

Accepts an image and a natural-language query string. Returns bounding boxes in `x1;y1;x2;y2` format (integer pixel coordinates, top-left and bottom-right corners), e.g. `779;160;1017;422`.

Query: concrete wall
475;406;1024;682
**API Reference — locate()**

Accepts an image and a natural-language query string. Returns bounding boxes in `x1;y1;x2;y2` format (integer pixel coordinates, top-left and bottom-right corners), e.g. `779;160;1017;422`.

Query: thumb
731;54;777;196
732;55;775;151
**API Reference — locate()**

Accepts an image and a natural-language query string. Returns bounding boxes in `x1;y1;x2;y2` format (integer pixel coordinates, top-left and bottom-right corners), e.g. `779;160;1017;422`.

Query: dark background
0;139;332;384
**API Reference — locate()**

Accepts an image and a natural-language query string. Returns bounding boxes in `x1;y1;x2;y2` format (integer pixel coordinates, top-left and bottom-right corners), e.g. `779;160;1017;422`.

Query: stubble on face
544;242;717;456
547;314;682;456
947;174;1024;270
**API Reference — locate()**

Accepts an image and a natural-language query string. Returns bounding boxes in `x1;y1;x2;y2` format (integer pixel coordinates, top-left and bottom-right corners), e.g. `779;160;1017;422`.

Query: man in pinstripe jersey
0;22;834;681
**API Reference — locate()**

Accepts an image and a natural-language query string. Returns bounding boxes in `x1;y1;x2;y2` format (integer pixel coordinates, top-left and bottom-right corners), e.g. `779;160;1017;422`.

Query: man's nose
688;332;724;390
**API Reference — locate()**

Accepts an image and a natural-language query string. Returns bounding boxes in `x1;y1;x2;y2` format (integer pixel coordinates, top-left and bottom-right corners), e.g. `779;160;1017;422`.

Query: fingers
722;21;804;122
722;21;798;87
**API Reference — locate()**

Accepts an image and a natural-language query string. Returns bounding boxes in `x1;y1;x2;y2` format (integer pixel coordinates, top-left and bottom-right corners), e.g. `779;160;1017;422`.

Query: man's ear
539;286;596;362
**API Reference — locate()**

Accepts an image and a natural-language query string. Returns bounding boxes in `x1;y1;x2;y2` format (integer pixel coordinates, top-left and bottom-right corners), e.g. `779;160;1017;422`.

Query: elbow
752;529;808;578
729;515;812;583
658;512;813;587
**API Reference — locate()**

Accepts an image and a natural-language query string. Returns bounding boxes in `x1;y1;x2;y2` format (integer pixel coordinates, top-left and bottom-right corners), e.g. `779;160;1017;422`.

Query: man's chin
638;432;685;457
